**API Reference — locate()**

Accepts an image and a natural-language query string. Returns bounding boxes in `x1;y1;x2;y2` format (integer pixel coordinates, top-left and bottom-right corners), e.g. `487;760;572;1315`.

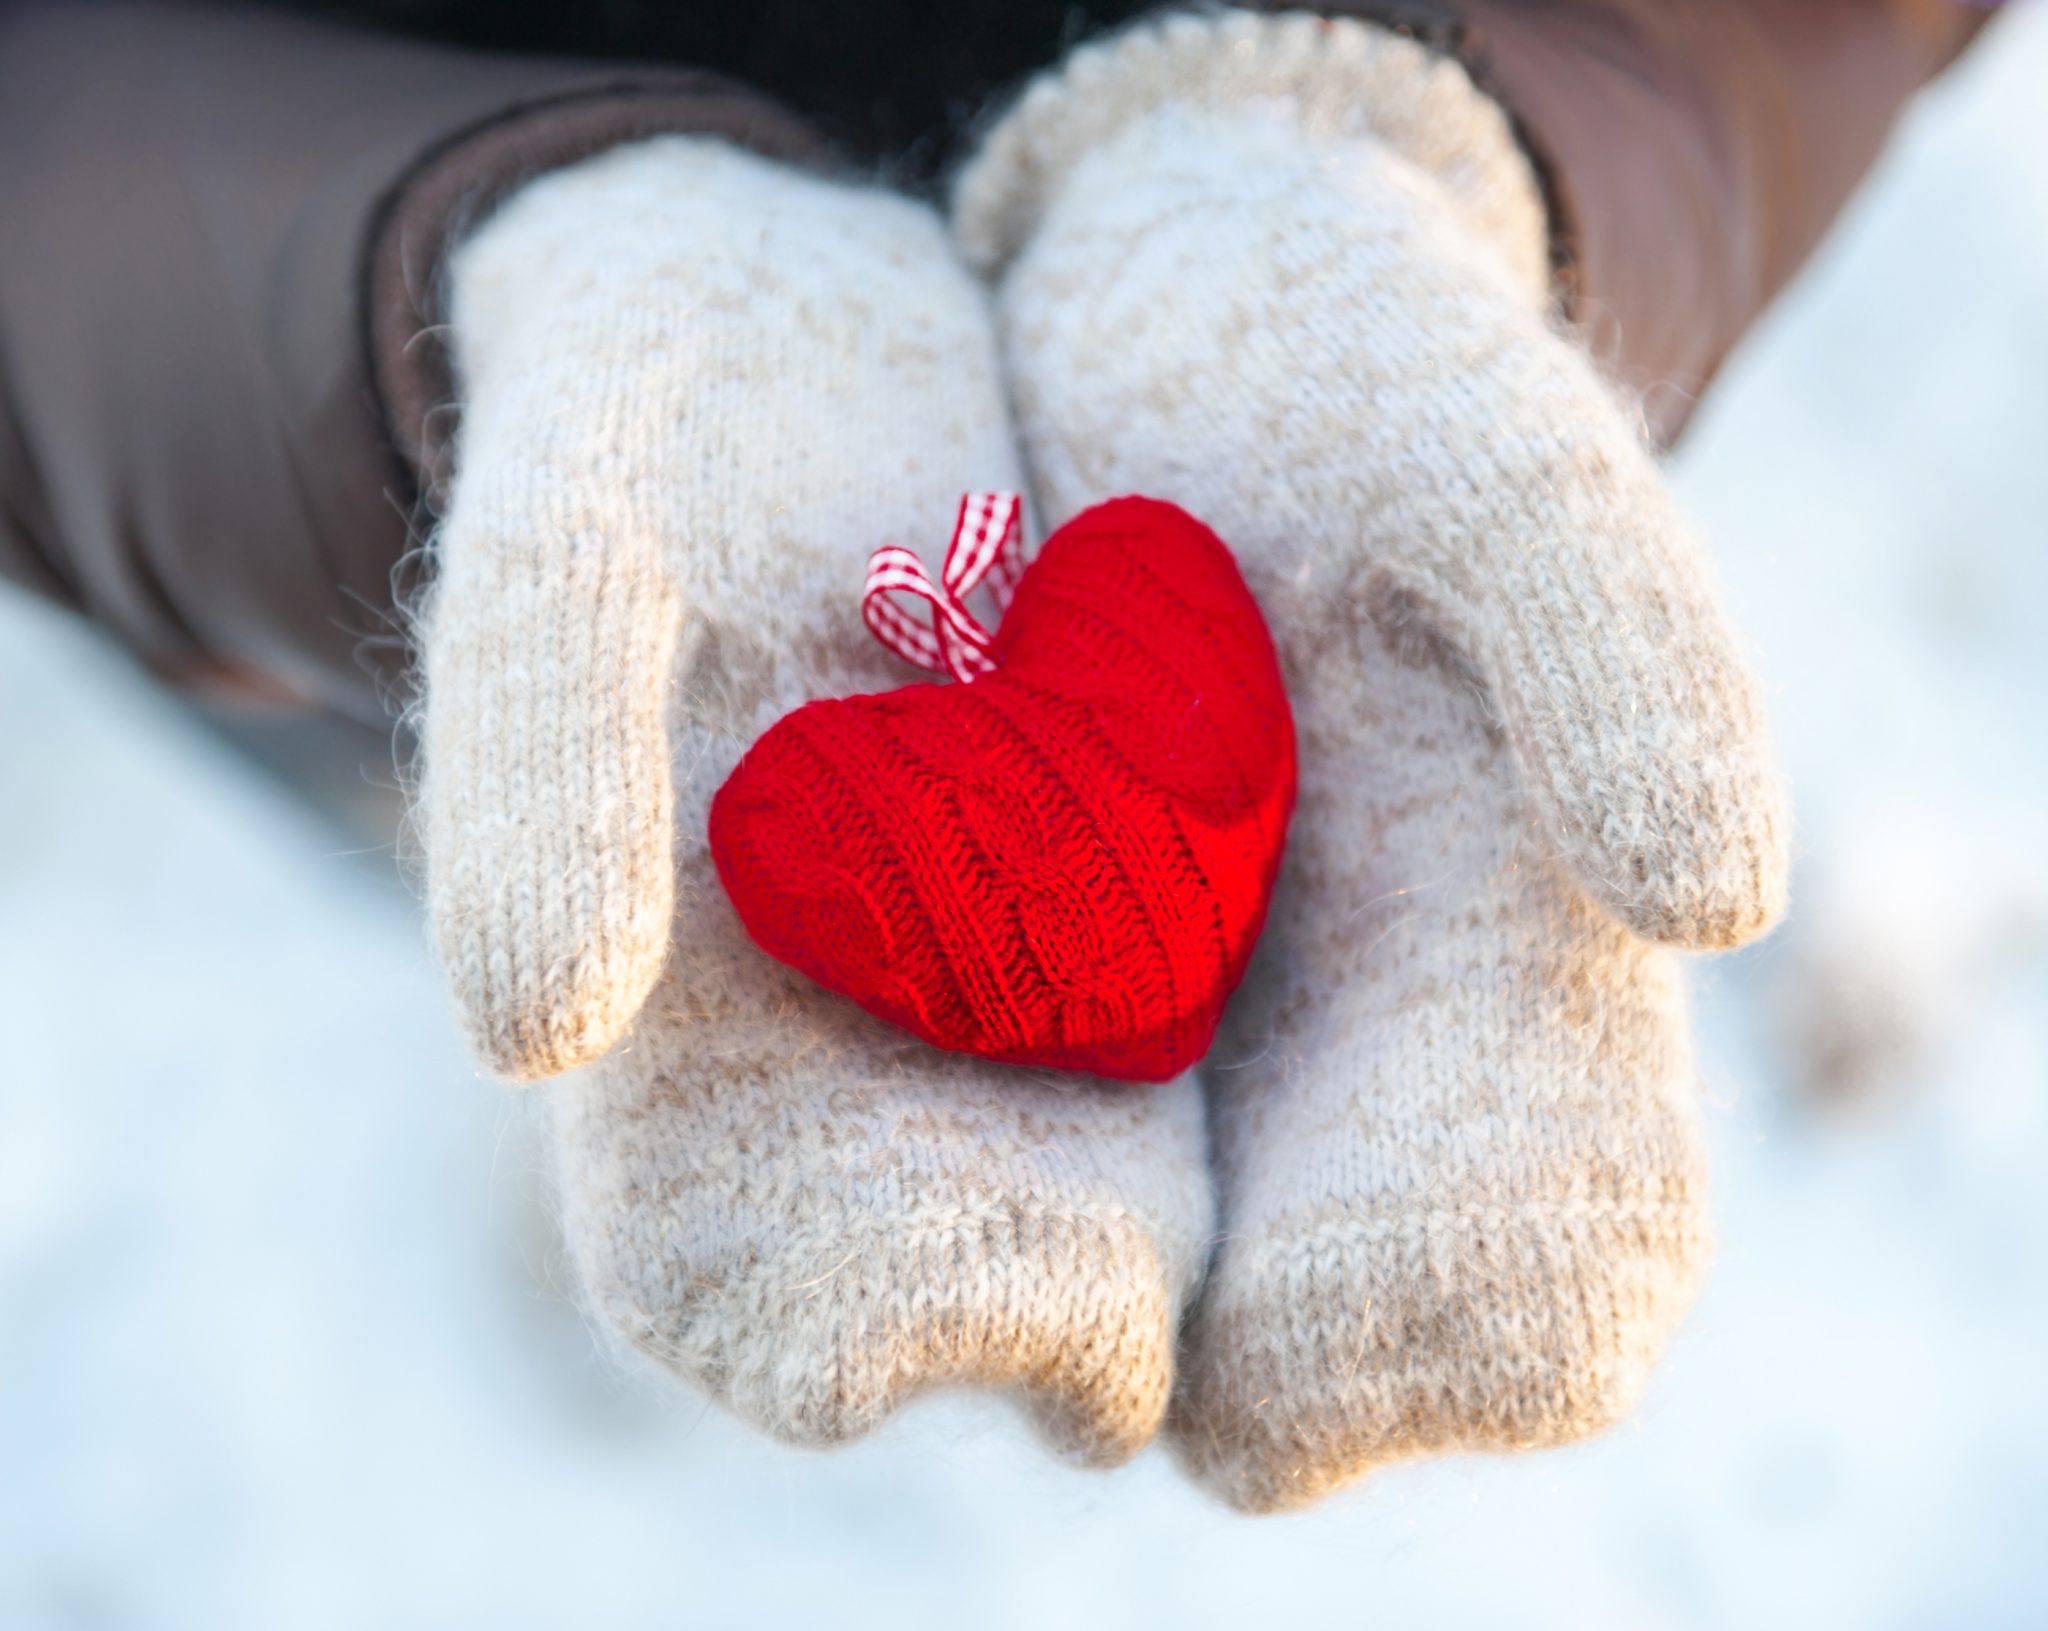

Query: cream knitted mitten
418;139;1213;1460
956;14;1790;1508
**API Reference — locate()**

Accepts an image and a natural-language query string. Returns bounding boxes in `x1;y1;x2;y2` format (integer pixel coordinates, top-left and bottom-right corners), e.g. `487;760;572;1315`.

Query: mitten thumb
413;158;686;1080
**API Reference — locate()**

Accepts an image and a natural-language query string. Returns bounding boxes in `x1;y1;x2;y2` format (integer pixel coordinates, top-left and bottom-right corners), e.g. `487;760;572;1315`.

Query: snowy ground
4;14;2046;1629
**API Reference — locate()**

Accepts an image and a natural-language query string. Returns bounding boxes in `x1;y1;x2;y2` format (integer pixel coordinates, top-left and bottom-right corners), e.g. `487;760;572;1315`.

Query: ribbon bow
862;492;1027;684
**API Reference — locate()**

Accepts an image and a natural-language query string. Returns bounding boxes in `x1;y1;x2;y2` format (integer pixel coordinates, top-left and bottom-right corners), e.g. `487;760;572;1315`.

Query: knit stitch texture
955;10;1789;1509
420;137;1215;1459
711;496;1297;1082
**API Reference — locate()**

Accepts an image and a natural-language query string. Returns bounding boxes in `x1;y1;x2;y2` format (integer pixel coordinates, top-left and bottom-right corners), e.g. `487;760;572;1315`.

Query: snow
3;13;2045;1627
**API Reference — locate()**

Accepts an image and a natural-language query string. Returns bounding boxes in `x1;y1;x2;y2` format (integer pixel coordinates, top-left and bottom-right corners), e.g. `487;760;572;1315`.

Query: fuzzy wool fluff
954;11;1790;1510
415;139;1213;1460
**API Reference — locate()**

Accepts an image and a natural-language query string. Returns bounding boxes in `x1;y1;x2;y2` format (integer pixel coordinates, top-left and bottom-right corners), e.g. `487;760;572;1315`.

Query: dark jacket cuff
1288;0;1990;444
0;0;833;723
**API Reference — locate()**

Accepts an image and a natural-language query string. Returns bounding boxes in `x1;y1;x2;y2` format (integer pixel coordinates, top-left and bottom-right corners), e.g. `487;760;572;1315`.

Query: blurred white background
4;11;2046;1628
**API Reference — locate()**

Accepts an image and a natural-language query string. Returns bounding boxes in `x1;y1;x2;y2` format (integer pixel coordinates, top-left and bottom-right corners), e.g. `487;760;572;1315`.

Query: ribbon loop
862;492;1025;683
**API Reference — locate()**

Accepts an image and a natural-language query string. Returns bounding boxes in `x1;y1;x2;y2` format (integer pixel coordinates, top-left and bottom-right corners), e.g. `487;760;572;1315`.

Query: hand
956;12;1791;1510
416;138;1212;1458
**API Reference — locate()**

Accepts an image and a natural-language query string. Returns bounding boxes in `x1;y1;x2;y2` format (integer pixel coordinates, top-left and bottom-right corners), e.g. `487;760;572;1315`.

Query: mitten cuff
953;8;1545;297
368;77;836;512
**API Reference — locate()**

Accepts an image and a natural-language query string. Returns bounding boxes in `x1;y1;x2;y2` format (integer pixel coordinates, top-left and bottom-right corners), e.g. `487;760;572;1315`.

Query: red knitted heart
708;496;1296;1082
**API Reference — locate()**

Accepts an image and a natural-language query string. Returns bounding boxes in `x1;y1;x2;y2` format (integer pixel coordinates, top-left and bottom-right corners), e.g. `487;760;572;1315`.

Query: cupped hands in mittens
955;11;1791;1511
410;9;1792;1497
413;137;1213;1462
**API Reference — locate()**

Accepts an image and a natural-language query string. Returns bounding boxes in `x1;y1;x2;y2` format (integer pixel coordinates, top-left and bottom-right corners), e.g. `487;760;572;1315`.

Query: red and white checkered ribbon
862;492;1026;684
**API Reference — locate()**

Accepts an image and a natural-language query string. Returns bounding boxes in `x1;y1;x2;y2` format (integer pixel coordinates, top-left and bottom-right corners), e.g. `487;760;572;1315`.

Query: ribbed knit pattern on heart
710;497;1297;1083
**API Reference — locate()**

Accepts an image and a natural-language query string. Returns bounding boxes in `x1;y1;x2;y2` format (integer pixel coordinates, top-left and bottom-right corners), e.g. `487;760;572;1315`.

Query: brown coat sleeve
0;0;827;721
0;0;1995;719
1312;0;1992;443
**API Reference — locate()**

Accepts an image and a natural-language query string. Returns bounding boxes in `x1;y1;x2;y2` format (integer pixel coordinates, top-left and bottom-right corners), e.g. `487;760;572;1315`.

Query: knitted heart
709;495;1296;1082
